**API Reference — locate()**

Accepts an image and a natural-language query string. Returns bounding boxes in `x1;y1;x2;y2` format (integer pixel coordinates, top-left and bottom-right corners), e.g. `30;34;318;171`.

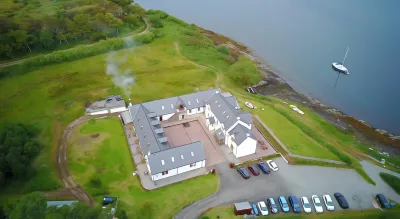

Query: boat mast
342;47;349;65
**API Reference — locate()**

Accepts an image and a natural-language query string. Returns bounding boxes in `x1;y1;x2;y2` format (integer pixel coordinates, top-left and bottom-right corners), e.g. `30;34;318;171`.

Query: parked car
312;195;324;213
300;197;312;213
376;194;391;209
251;203;259;215
237;167;250;179
267;197;279;214
257;161;271;174
278;196;290;212
257;201;269;216
288;196;301;213
334;193;349;209
323;194;335;211
248;165;260;176
266;160;279;171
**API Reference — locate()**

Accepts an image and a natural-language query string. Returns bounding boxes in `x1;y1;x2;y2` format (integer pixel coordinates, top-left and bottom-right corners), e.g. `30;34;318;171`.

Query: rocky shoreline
199;27;400;152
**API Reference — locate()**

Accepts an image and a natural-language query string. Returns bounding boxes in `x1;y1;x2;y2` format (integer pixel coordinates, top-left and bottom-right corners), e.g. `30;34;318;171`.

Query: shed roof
121;111;133;124
147;141;206;174
47;201;79;208
234;201;252;211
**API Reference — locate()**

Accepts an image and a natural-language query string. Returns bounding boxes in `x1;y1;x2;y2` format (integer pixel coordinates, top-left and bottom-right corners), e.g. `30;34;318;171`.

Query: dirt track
56;114;119;207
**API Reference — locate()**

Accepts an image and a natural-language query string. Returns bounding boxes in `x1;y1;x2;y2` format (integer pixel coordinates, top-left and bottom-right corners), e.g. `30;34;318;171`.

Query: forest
0;0;145;60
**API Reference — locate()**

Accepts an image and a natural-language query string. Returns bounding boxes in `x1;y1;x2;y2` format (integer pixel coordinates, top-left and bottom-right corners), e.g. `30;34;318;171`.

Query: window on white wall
162;171;168;175
190;163;196;167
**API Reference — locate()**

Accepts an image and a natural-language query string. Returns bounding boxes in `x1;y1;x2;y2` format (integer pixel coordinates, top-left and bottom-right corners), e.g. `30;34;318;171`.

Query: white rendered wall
235;138;257;158
152;168;178;181
177;160;205;174
89;110;108;115
161;113;175;121
110;106;127;113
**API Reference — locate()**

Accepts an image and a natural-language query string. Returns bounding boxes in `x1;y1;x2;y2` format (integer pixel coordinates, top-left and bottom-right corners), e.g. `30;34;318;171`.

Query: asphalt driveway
175;158;400;219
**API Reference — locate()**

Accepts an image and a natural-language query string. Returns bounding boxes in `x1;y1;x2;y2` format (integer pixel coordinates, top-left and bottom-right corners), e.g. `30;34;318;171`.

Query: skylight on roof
171;157;175;162
162;105;164;110
218;105;221;107
215;101;218;103
181;155;184;159
188;101;191;105
191;152;194;156
161;160;165;165
196;99;199;103
171;104;174;108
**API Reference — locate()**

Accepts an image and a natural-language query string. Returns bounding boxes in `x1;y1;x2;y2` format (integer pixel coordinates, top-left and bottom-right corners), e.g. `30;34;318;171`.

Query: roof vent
171;157;175;162
196;99;199;103
191;152;194;156
246;133;250;137
215;101;218;103
147;142;150;146
138;118;140;122
188;101;191;105
171;104;174;108
223;111;226;114
237;117;240;120
144;134;147;138
181;155;184;159
161;160;165;165
218;105;221;107
162;105;164;110
141;126;143;129
227;116;229;119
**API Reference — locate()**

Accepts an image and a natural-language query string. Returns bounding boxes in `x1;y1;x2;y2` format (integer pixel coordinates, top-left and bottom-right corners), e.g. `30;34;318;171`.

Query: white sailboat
332;47;350;75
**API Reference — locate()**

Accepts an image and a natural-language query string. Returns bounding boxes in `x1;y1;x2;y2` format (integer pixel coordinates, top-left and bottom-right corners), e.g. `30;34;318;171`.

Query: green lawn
202;206;400;219
69;117;219;218
380;172;400;195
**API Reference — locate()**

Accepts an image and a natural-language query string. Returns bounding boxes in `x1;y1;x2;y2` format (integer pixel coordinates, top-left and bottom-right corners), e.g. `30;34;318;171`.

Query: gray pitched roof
132;105;168;155
225;96;239;109
142;96;178;116
239;112;252;124
179;89;220;110
206;93;239;129
128;104;140;120
228;123;255;145
121;111;133;124
147;141;206;174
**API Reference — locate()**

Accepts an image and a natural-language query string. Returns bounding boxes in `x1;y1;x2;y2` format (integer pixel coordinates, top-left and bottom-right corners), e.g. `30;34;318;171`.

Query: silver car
301;197;312;213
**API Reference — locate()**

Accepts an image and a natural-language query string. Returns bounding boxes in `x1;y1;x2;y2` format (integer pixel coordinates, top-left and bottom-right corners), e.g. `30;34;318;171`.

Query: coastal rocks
390;136;400;140
375;129;388;135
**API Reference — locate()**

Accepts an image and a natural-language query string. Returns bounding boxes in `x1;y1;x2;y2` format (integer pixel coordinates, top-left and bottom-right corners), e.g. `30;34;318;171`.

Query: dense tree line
1;192;129;219
0;0;145;59
0;123;40;186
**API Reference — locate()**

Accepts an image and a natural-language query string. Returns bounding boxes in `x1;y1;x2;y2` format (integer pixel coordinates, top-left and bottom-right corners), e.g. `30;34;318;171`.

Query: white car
312;195;324;213
300;197;312;213
257;201;269;216
323;194;335;211
266;160;278;171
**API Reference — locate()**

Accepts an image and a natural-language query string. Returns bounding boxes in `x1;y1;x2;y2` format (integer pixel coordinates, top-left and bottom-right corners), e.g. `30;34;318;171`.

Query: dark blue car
288;196;301;213
237;167;250;179
257;162;270;174
376;194;391;209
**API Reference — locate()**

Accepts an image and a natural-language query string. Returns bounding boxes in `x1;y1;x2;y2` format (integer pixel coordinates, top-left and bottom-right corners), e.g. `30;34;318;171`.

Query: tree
39;30;54;48
117;210;128;219
10;192;47;219
73;14;92;38
8;30;33;52
124;14;140;28
125;4;145;17
0;44;13;58
104;13;122;35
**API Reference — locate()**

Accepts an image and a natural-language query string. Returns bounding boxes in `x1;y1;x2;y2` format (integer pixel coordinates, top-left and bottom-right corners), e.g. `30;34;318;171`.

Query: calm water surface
137;0;400;134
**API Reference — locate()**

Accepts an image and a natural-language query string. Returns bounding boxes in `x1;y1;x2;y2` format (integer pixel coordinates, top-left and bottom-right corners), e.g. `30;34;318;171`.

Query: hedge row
0;37;128;78
274;107;353;165
380;172;400;194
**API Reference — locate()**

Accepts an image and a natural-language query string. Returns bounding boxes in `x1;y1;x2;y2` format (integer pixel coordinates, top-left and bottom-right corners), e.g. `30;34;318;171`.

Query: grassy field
0;33;215;195
202;206;400;219
380;172;400;195
68;117;219;218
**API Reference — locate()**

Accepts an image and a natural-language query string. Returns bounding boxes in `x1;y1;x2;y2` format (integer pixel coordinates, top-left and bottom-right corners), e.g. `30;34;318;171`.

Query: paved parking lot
175;158;400;219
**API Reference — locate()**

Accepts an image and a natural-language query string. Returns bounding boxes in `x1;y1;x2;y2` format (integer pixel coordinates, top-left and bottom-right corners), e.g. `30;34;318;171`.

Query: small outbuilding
233;201;252;215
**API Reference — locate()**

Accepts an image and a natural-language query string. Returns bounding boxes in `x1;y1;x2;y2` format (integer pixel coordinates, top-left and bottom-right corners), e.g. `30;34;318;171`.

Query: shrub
151;28;165;38
148;15;164;28
0;38;127;79
227;56;261;86
166;15;188;27
380;172;400;195
146;9;169;19
89;175;102;188
134;32;155;44
217;45;230;55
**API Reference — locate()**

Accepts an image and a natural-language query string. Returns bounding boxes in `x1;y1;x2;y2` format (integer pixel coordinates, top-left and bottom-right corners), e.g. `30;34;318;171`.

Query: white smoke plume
106;37;136;97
